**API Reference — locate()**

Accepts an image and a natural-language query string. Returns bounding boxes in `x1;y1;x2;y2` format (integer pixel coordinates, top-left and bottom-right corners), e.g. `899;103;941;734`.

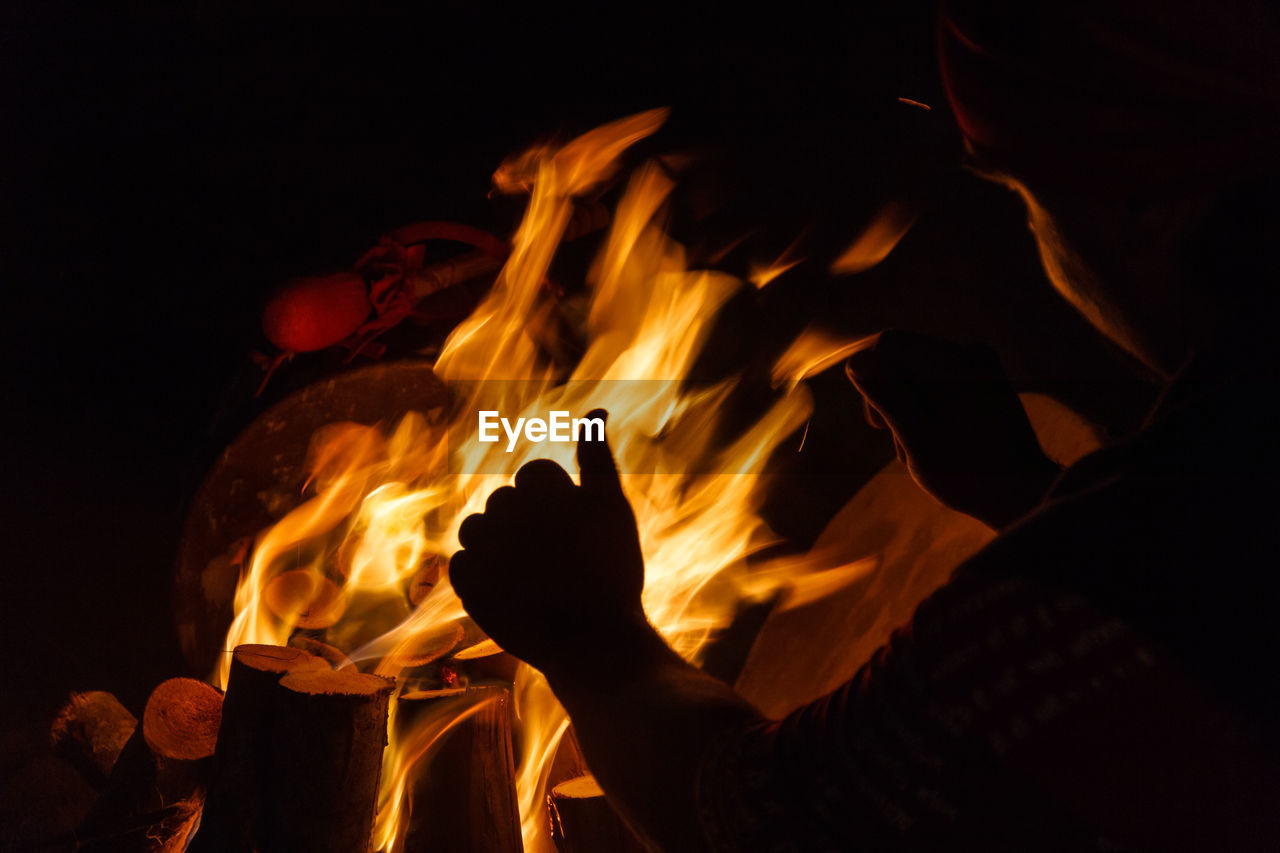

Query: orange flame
830;198;919;275
219;109;836;852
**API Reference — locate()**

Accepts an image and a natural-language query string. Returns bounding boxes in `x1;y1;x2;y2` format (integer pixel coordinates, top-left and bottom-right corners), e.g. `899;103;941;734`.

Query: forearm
542;621;762;853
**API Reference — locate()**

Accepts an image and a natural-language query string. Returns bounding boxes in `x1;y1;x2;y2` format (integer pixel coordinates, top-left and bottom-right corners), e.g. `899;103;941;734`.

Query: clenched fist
449;410;650;674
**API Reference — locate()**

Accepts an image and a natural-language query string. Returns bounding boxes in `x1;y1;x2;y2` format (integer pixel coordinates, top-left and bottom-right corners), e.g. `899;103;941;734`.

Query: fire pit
19;105;1105;853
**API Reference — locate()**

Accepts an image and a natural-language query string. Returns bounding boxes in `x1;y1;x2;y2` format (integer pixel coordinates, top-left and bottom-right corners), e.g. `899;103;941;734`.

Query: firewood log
398;686;522;853
49;690;137;785
78;678;222;847
547;725;589;791
0;752;96;850
260;669;394;853
406;553;443;606
263;568;346;629
142;678;222;762
384;623;464;670
547;775;652;853
189;644;329;853
141;677;222;806
454;647;521;684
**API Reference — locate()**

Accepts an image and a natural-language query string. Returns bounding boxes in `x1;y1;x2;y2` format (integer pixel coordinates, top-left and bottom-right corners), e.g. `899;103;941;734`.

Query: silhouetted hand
845;330;1061;529
449;409;650;674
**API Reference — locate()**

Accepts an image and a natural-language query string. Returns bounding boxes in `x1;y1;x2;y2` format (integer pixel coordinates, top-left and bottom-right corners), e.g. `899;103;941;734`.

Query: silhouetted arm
449;411;760;851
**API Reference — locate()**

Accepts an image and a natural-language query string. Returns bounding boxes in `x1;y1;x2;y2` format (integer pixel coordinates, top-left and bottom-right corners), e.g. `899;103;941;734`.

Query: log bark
261;668;395;853
76;727;205;848
548;775;652;853
49;690;137;784
398;686;523;853
189;644;329;853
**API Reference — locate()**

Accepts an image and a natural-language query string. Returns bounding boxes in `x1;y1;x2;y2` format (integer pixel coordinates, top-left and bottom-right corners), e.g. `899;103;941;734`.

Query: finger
576;408;623;499
457;513;488;550
484;485;520;521
448;549;474;599
514;458;576;495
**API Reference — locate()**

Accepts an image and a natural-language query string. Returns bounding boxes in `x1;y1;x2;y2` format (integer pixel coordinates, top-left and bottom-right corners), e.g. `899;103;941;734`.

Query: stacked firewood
46;678;219;851
38;642;642;853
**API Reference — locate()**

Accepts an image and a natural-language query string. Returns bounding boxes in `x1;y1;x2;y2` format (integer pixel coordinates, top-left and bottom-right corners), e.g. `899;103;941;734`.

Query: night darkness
2;6;1162;840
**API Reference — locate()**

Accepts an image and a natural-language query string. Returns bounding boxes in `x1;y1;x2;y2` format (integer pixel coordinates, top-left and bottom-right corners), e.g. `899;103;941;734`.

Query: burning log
547;725;590;791
192;646;392;853
174;361;448;679
398;686;522;853
547;775;651;853
261;669;395;853
50;690;137;784
407;553;444;606
190;644;329;853
385;622;464;671
451;644;522;685
264;568;346;629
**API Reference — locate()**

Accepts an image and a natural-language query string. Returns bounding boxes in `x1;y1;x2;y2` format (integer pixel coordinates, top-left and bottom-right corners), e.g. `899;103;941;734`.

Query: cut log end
278;668;395;697
232;642;331;676
451;637;504;660
549;774;651;853
386;623;465;669
553;775;605;799
143;678;223;761
50;690;137;782
263;569;346;629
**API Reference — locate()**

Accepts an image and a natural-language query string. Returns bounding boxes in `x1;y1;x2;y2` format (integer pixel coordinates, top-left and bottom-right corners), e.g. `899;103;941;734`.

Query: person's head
938;0;1280;377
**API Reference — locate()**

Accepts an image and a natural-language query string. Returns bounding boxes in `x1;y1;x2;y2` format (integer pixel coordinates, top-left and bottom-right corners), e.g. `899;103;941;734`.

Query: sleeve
694;569;1163;852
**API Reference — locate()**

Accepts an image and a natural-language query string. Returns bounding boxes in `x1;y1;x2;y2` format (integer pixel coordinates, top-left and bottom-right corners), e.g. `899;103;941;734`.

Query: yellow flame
219;110;834;852
373;690;497;853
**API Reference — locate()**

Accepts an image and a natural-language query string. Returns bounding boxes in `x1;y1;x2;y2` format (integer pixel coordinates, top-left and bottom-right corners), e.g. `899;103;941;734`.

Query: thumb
576;408;623;498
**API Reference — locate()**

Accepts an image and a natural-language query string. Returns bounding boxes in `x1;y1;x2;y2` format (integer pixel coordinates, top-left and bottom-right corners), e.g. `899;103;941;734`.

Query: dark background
1;8;1155;755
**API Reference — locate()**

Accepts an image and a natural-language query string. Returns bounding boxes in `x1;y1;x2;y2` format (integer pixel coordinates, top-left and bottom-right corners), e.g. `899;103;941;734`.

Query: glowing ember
217;108;868;852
